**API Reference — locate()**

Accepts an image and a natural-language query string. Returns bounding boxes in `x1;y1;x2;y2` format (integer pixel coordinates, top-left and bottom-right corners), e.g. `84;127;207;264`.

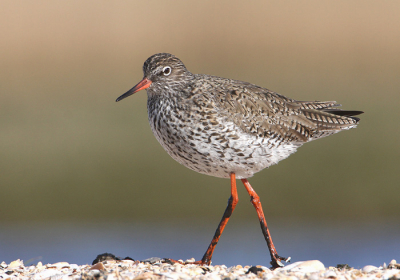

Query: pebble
32;268;60;279
47;262;70;269
8;259;24;269
323;269;337;278
0;258;398;279
362;265;378;273
280;260;325;272
90;262;105;271
0;263;7;269
388;259;400;269
141;257;162;264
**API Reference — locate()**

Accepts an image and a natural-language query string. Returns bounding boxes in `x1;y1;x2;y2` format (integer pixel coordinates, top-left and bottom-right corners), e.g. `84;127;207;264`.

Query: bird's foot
270;255;291;269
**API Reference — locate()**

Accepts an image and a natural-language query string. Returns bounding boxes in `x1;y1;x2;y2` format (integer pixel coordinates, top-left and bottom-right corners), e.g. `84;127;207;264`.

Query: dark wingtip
322;109;364;122
323;109;364;116
345;110;364;122
349;110;364;116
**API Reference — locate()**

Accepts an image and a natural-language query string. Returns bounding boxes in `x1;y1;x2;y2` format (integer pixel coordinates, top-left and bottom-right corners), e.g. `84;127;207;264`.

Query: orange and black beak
116;78;152;102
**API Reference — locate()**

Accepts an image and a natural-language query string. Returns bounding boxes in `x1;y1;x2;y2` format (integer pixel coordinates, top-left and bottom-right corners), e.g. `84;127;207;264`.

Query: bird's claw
270;255;291;269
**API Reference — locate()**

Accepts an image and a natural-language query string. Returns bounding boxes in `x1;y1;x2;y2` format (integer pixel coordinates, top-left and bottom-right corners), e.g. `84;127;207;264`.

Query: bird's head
116;53;193;102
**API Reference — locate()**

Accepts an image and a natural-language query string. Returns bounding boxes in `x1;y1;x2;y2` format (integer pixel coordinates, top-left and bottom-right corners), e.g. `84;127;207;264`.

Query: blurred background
1;0;399;268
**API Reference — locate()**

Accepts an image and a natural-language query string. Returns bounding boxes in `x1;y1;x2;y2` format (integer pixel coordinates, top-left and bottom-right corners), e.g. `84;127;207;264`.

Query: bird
116;53;363;268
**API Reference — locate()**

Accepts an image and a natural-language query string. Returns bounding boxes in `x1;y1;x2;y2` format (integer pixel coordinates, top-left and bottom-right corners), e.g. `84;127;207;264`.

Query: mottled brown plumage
116;53;362;268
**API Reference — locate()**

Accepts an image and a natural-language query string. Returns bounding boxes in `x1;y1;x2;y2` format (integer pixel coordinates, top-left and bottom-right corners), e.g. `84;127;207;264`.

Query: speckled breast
147;96;300;179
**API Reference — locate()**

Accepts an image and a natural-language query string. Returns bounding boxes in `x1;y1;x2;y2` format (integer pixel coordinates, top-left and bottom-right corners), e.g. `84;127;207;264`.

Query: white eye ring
162;66;172;76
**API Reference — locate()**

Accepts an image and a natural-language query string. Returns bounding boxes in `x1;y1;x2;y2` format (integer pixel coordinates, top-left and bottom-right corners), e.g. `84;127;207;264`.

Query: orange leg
241;178;290;268
193;173;239;265
163;175;288;268
164;173;238;266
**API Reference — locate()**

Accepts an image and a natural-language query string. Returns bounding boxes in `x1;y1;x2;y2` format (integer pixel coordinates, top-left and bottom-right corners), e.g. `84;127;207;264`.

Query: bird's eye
162;66;171;76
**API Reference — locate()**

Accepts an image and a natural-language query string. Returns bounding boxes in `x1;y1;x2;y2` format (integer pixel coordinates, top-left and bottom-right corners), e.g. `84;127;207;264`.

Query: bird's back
192;74;362;144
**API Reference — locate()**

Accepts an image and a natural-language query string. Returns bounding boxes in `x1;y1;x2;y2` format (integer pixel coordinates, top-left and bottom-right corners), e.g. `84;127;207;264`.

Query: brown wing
202;76;362;143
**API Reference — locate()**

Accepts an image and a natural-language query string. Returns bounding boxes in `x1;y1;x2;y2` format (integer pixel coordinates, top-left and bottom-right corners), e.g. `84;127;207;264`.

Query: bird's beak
116;78;152;102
